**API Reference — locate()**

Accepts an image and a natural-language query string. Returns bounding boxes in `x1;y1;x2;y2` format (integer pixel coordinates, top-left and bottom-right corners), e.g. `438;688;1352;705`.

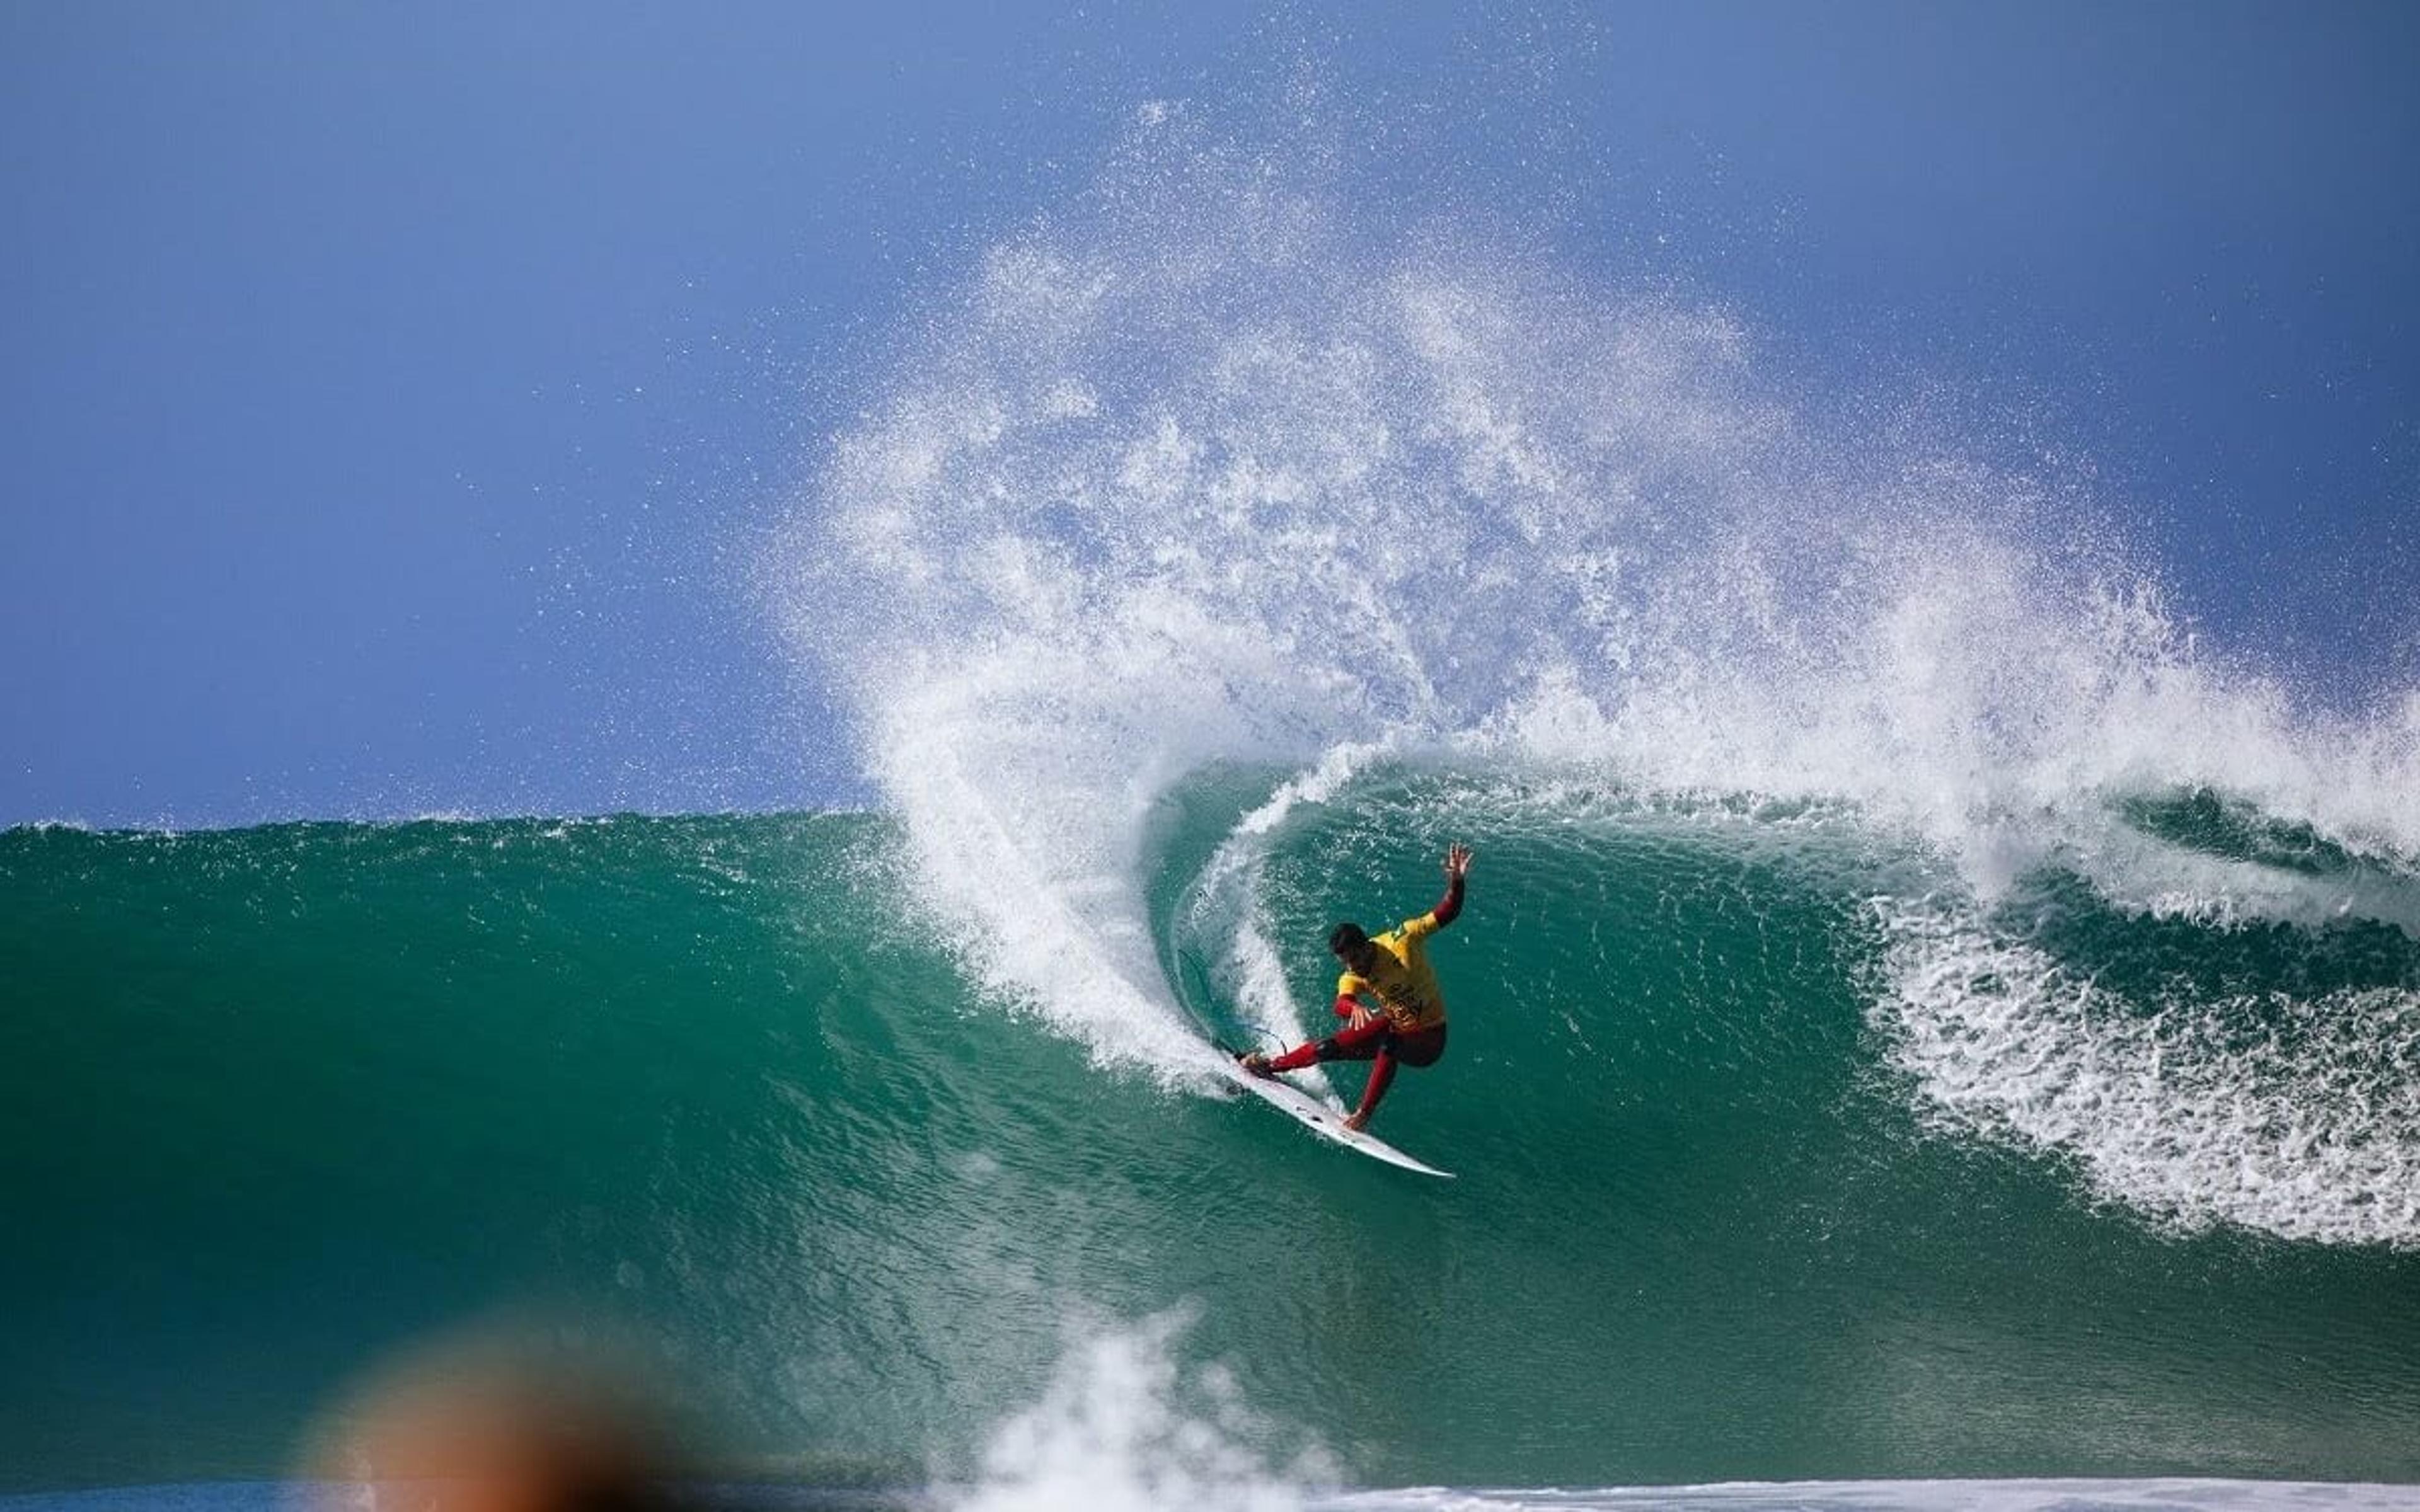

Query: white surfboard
1209;1054;1455;1179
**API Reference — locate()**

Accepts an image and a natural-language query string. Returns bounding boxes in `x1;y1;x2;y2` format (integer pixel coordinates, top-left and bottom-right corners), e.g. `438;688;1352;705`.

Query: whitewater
783;103;2420;1249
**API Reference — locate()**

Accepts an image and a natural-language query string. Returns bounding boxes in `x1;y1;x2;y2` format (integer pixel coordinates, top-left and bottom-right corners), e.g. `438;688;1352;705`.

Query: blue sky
4;1;2415;826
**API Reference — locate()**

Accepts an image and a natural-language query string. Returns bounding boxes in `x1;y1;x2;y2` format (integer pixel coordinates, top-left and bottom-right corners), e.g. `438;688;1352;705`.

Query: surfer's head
1328;922;1375;970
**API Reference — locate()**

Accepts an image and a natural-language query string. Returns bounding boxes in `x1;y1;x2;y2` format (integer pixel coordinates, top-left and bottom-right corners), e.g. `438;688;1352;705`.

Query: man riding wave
1240;843;1472;1131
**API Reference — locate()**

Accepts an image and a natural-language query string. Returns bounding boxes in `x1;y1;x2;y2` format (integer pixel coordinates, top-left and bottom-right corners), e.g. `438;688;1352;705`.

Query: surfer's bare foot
1342;1109;1371;1133
1238;1051;1272;1075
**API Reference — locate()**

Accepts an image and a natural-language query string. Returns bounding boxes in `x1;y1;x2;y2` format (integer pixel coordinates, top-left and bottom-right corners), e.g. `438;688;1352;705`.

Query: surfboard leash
1177;945;1289;1061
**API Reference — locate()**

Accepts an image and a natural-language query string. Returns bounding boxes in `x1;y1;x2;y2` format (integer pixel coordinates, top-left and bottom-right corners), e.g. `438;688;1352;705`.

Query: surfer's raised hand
1444;843;1473;879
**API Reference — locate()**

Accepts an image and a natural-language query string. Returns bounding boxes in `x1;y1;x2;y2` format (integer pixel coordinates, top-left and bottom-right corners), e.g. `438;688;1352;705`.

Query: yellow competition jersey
1337;911;1449;1034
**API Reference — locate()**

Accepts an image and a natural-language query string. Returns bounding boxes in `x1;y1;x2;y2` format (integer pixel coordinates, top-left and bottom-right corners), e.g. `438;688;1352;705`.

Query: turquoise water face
6;793;2417;1495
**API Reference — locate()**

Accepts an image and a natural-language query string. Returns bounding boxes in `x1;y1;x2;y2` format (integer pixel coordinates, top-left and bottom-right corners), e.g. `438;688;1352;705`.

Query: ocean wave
780;105;2420;1244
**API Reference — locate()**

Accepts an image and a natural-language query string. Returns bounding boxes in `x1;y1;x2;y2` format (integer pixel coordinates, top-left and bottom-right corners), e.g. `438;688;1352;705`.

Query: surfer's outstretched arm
1427;843;1472;929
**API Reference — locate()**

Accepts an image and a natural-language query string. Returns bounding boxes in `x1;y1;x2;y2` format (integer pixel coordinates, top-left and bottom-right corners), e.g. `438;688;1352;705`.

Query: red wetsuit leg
1265;1021;1443;1120
1352;1023;1448;1115
1265;1014;1392;1073
1357;1046;1400;1118
1265;1041;1319;1072
1352;1023;1445;1118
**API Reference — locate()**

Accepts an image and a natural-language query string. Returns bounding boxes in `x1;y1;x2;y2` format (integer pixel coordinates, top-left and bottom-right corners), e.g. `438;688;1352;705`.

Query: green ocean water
6;781;2418;1497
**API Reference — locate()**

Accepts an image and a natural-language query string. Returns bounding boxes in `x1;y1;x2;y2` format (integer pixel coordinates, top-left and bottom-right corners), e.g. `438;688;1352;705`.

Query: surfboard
1169;949;1453;1177
1210;1053;1455;1179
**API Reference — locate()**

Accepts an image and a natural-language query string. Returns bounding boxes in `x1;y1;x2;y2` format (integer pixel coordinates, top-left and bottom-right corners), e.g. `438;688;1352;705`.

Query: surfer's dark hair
1328;922;1369;956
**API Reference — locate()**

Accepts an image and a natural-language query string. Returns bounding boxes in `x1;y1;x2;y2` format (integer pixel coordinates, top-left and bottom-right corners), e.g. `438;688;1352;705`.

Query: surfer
1239;844;1470;1131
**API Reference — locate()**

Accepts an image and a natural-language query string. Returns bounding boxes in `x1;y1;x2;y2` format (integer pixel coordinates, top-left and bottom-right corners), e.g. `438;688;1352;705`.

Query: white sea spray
778;106;2420;1242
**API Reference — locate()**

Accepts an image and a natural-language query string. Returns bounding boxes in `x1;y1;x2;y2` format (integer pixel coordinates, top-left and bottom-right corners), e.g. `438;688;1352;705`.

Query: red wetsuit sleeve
1332;992;1360;1019
1429;873;1465;929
